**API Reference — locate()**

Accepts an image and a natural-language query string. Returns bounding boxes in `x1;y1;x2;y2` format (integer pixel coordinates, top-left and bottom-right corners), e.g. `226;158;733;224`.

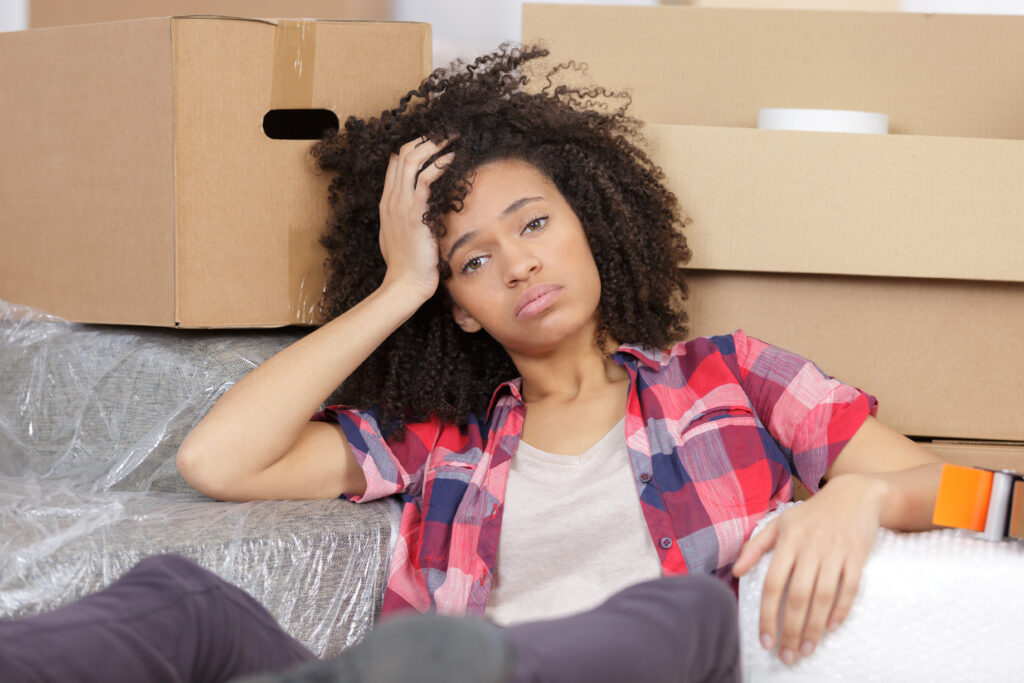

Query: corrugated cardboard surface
0;16;430;327
523;5;1024;139
672;0;900;9
523;5;1023;441
686;271;1024;441
647;124;1024;282
0;20;177;326
29;0;390;27
921;442;1024;473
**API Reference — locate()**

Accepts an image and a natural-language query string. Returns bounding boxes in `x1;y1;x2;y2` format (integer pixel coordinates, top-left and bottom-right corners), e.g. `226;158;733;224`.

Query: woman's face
439;159;602;356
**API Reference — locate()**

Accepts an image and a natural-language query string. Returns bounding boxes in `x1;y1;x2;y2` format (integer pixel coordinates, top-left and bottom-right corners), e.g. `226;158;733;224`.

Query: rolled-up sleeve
732;330;878;493
312;406;438;502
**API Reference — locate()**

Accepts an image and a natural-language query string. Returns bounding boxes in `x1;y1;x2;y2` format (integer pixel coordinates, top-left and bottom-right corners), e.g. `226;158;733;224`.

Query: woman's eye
523;216;548;233
461;255;488;274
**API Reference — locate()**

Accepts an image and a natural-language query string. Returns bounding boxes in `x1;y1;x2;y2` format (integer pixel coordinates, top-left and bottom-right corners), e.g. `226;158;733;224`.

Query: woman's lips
515;284;563;319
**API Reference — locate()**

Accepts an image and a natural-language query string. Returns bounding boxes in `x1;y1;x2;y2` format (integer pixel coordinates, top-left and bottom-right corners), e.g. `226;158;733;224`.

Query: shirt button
640;472;652;483
660;537;673;549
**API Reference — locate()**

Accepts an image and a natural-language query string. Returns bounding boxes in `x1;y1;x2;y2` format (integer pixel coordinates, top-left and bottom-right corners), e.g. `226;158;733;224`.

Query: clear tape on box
0;298;392;657
739;502;1024;682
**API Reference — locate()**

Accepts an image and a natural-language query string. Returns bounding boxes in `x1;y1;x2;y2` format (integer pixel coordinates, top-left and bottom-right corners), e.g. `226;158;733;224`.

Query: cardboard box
685;272;1024;441
667;0;900;10
523;5;1024;440
523;5;1024;139
29;0;391;27
0;16;430;327
921;441;1024;473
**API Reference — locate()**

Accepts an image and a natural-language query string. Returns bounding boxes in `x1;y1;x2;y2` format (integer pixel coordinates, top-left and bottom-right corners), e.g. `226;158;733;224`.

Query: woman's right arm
176;138;452;502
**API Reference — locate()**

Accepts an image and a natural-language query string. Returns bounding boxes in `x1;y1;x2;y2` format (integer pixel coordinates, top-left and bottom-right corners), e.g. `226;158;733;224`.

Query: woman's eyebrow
445;230;478;263
501;196;542;217
444;196;544;262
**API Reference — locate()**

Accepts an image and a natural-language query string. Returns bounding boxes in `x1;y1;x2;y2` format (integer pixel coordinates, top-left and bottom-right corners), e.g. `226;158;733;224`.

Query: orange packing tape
932;464;993;532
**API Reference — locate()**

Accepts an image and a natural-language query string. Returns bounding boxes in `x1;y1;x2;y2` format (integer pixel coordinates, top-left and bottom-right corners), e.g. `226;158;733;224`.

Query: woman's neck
510;332;626;405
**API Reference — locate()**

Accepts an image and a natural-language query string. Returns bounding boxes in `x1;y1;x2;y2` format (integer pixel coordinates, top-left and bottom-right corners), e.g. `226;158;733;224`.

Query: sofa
0;299;394;658
4;297;1024;681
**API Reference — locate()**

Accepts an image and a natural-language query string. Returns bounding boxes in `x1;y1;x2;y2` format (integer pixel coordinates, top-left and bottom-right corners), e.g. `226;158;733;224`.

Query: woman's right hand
378;137;454;300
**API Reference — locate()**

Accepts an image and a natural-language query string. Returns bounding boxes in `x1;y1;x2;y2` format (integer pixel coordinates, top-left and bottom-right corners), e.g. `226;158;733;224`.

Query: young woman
1;45;942;683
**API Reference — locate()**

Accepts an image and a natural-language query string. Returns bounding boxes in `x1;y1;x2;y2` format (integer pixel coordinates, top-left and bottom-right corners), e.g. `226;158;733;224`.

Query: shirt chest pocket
676;404;773;512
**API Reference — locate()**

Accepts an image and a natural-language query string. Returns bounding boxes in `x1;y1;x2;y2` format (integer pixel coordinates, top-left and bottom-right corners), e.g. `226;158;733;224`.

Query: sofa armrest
738;503;1024;682
0;479;392;658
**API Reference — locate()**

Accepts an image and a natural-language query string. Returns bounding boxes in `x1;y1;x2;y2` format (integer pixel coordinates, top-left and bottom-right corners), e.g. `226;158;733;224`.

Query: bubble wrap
739;503;1024;682
0;299;394;657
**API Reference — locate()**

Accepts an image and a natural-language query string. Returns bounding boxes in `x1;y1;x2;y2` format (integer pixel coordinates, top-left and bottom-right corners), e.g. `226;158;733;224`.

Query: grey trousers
0;554;740;683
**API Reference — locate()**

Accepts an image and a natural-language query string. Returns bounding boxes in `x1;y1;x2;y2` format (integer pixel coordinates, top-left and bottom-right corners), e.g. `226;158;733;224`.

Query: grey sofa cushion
0;300;393;657
0;306;308;494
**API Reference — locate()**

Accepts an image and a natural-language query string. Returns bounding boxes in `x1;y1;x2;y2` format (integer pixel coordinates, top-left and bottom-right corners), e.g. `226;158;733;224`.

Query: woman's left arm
732;415;944;665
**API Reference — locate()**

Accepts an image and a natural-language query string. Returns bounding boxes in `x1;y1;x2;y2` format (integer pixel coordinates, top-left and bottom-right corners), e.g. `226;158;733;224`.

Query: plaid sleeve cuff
313;406;419;503
791;387;879;493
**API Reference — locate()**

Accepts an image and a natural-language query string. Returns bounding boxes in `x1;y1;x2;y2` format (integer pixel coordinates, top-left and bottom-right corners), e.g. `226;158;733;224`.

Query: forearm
834;462;944;532
825;416;945;531
178;278;427;483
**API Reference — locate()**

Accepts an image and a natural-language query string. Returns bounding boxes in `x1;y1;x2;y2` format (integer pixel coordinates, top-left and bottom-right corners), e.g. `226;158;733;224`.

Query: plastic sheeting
739;503;1024;682
0;299;392;657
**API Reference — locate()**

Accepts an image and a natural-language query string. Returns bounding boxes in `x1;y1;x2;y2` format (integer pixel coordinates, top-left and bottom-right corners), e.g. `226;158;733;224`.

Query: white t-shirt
485;417;664;626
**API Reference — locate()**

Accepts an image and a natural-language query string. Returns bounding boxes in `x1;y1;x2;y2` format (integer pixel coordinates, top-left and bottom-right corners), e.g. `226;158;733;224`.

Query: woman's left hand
731;474;887;665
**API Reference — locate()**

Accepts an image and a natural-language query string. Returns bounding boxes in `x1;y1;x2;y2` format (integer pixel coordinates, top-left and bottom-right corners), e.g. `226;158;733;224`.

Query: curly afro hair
311;43;691;434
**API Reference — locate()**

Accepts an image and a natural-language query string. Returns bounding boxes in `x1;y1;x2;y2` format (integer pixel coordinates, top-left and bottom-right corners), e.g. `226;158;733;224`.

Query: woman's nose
504;245;541;286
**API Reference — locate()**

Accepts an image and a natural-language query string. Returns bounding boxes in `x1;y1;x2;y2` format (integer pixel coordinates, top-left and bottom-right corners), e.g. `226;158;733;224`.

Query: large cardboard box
29;0;391;27
0;16;430;327
668;0;900;10
921;441;1024;473
523;5;1024;441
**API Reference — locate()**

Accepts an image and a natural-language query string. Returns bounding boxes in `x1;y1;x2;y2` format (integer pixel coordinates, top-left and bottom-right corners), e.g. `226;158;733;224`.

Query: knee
619;574;737;635
126;554;218;591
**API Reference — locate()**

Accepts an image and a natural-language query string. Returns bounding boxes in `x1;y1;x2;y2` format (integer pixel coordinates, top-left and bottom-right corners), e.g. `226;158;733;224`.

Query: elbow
176;440;231;500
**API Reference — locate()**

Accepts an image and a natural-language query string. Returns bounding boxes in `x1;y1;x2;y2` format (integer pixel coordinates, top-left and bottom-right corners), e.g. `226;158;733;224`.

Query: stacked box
0;16;430;327
28;0;391;27
523;5;1024;455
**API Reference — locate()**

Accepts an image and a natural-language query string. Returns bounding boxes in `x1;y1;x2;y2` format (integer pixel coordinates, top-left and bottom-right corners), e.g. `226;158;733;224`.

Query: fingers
795;555;843;658
416;150;455;190
774;554;827;664
733;520;778;578
756;538;793;654
828;555;865;631
376;137;454;297
758;540;869;667
396;137;451;191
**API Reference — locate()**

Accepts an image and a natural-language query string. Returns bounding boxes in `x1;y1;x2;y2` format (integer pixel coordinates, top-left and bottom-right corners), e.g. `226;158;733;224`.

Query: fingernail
800;640;815;657
827;620;840;632
780;648;796;666
760;633;774;649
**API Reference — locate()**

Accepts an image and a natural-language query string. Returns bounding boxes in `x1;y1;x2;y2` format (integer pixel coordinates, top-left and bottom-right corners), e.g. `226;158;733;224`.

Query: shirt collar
612;343;669;371
484;344;668;421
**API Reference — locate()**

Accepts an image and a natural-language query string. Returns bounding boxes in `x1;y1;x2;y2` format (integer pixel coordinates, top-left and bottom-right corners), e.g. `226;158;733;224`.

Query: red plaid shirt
315;330;877;617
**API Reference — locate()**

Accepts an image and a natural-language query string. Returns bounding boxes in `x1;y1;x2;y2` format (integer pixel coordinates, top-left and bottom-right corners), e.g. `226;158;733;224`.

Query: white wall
0;0;29;32
391;0;660;68
900;0;1024;13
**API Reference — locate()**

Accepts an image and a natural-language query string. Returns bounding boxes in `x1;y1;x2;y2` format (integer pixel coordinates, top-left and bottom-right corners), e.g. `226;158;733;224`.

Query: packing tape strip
271;20;317;110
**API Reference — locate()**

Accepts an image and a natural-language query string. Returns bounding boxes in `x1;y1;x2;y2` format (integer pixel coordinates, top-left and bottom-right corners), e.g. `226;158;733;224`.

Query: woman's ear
451;303;483;333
